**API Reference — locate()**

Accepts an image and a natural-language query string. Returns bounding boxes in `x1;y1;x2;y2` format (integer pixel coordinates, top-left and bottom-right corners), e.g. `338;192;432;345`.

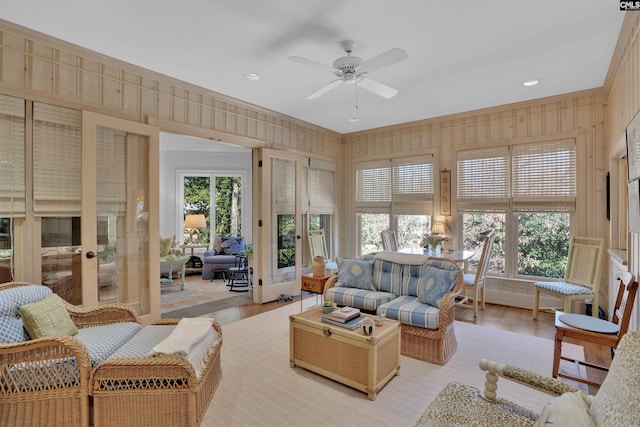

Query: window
182;175;243;244
458;140;575;278
355;156;434;254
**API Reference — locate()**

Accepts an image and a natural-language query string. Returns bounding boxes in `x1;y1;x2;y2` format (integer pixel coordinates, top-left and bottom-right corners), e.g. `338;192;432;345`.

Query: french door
81;112;159;323
0;98;159;322
255;149;303;303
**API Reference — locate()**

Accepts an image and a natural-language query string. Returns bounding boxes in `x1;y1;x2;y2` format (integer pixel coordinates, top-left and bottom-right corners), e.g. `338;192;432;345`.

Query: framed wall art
440;170;451;216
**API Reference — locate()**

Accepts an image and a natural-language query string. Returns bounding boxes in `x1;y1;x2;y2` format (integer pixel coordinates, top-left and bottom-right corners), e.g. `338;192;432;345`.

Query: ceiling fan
289;40;408;100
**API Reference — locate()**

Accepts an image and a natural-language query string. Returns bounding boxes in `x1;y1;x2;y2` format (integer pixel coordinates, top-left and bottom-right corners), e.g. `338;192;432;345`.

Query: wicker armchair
0;281;139;427
416;331;640;426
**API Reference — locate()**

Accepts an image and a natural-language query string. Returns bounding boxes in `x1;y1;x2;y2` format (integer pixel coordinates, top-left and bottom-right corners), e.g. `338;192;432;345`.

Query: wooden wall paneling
154;81;171;119
138;77;154;121
58;51;80;100
1;31;26;87
79;58;99;105
120;72;138;115
100;64;121;111
29;42;54;93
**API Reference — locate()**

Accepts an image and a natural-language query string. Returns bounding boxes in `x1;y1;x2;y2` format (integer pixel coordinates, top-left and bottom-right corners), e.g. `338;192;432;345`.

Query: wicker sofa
324;251;463;365
0;282;222;427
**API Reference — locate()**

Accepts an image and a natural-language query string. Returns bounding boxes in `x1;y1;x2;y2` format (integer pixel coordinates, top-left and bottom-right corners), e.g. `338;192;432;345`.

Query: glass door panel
33;103;83;302
40;217;81;304
83;112;159;323
0;218;13;284
256;149;302;303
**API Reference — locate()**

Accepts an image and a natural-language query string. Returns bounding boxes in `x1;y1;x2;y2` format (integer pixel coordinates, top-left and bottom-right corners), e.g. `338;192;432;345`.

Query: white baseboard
484;277;586;314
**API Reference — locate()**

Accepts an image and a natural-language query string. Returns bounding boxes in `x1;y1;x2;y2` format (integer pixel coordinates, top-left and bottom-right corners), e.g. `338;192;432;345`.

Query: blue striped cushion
325;287;396;312
373;259;403;294
533;281;595;296
108;325;175;358
75;322;141;366
402;264;428;297
378;295;440;329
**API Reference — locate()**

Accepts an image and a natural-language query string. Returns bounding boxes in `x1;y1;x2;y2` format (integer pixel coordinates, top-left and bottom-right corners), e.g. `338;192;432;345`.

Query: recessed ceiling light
348;117;359;122
246;73;260;81
523;79;539;87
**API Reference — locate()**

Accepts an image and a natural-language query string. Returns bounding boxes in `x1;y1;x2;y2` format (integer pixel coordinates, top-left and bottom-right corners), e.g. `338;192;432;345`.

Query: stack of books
321;307;365;330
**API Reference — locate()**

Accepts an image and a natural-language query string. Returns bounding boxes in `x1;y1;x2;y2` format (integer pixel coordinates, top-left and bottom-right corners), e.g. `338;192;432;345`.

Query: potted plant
322;300;337;313
422;233;446;253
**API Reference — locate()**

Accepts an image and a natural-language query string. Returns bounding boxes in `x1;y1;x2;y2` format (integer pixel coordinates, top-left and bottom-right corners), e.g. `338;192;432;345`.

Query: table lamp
432;222;445;235
185;214;206;243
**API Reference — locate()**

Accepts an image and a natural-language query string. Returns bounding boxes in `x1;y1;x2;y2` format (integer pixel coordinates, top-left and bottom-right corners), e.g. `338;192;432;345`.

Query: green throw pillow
160;237;173;257
20;294;78;339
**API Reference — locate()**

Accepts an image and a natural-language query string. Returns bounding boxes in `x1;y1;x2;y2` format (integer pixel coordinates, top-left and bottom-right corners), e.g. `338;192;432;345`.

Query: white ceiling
0;0;626;134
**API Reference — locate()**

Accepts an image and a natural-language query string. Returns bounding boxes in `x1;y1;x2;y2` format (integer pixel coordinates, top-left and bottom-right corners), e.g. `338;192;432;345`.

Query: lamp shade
432;222;445;235
185;214;206;229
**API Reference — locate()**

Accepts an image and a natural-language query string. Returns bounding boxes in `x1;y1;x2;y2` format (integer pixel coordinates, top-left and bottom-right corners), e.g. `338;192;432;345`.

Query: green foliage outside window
517;213;569;278
462;212;569;278
183;176;242;244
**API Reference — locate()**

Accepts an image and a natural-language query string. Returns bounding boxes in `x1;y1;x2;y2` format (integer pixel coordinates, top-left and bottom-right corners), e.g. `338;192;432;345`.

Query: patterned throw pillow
221;237;244;255
417;260;461;307
0;318;27;343
20;294;78;339
338;258;374;290
0;285;53;343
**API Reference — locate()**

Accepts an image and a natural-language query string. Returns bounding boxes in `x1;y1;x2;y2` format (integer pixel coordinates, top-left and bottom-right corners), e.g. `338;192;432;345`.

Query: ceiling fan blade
306;79;342;99
357;77;398;99
359;48;408;73
288;56;336;73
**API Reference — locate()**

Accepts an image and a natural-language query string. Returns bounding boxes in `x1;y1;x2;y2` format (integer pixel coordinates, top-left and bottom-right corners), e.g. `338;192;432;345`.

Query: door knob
85;251;97;259
296;235;301;240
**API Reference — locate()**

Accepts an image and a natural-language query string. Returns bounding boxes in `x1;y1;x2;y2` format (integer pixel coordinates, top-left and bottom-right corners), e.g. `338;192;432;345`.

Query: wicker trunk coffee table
289;306;401;400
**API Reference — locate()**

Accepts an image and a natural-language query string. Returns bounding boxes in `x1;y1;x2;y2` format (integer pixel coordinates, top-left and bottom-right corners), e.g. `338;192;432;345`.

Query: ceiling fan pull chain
355;84;359;110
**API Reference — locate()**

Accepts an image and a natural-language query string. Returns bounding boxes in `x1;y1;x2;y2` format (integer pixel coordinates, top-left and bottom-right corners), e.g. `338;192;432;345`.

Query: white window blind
356;156;434;215
33;103;82;215
512;140;576;211
0;95;26;216
356;160;391;208
273;158;295;214
392;155;434;214
96;127;127;215
457;140;576;212
457;147;510;211
307;168;335;214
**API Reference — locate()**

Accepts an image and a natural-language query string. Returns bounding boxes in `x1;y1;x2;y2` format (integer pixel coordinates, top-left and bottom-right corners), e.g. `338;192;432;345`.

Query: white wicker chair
532;236;605;319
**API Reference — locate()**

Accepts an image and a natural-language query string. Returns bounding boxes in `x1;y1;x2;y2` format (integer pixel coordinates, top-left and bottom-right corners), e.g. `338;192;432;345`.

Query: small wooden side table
301;274;331;309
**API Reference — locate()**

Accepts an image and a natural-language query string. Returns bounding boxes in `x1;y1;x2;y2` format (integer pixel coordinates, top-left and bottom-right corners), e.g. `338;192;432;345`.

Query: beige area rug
199;302;586;427
160;277;241;314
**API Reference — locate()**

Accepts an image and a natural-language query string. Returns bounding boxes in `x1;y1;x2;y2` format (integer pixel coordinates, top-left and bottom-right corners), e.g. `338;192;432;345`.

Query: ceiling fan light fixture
348;117;359;122
245;73;260;81
343;72;357;84
523;79;539;87
289;40;407;100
